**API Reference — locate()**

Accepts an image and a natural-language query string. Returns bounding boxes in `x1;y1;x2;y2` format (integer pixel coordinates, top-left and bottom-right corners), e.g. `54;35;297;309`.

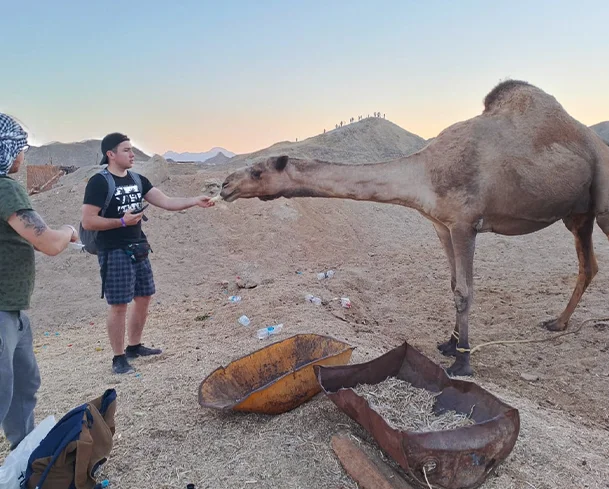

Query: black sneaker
125;343;162;359
112;355;135;374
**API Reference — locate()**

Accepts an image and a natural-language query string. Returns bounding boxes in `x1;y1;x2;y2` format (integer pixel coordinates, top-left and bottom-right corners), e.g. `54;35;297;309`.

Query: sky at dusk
2;0;608;156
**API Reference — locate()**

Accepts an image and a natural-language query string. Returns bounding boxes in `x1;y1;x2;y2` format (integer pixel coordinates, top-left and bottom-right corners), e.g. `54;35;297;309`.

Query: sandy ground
1;164;609;489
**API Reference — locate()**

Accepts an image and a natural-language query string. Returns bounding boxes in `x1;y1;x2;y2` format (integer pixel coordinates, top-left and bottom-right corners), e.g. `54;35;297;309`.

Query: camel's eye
251;170;262;179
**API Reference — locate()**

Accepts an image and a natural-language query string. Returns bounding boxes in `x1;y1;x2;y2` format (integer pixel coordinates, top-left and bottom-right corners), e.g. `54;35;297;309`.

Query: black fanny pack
124;242;152;263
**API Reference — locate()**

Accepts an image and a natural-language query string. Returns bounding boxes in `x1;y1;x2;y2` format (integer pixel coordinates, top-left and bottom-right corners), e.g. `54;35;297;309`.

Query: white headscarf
0;113;28;176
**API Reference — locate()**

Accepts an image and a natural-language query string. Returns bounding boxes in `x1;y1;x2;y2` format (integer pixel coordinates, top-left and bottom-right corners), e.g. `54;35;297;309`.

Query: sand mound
26;139;149;167
590;121;609;144
228;117;428;167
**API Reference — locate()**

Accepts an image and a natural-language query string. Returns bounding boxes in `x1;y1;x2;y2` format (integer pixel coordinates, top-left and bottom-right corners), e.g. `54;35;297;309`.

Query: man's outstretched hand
195;195;215;208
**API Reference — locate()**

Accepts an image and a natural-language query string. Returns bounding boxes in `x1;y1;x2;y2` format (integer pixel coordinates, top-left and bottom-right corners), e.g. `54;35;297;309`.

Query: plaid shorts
98;249;156;305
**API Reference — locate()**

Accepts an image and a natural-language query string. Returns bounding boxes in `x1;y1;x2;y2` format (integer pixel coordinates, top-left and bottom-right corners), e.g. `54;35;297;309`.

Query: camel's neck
284;155;436;213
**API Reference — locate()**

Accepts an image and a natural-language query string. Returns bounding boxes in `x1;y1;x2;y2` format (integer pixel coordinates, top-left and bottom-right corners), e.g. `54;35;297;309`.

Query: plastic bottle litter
305;294;322;305
340;297;352;309
228;296;241;303
93;480;110;489
238;315;251;326
68;242;85;252
317;270;335;280
257;324;284;340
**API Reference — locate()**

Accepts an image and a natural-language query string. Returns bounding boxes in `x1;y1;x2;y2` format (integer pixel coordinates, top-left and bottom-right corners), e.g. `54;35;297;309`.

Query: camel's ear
274;155;288;172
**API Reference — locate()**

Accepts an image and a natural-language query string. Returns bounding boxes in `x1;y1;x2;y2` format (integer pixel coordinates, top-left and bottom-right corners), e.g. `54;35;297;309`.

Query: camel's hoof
446;351;474;377
540;318;567;332
446;361;474;377
437;340;457;357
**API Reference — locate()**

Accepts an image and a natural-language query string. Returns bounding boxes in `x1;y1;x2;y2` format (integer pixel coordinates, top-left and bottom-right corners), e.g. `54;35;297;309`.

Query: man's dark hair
99;133;130;165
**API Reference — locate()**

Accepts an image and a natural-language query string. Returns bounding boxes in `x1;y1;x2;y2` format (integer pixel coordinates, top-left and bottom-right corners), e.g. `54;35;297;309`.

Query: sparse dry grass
351;377;474;432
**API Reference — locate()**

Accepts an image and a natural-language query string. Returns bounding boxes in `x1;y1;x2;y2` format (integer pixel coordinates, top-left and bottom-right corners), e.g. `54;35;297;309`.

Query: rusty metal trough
315;341;520;489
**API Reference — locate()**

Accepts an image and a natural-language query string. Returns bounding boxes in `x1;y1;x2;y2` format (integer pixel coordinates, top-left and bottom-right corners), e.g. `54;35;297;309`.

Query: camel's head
220;155;292;202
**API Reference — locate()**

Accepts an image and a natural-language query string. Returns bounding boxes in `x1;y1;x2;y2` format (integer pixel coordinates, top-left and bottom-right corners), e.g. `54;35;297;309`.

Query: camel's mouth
220;188;239;202
220;186;282;202
258;194;281;201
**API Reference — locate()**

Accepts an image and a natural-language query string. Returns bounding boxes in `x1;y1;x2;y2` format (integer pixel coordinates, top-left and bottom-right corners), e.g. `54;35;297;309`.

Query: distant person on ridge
81;133;215;374
0;113;80;449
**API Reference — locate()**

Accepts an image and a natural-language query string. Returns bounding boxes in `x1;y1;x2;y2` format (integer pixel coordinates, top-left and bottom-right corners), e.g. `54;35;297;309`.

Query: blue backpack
79;169;143;255
24;389;117;489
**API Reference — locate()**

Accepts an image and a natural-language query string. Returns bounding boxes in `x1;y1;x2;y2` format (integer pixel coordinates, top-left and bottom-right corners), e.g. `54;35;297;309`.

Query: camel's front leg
447;225;477;377
433;223;459;357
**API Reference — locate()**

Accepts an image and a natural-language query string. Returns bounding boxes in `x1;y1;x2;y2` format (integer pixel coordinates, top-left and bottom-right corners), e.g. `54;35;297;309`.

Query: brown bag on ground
25;388;117;489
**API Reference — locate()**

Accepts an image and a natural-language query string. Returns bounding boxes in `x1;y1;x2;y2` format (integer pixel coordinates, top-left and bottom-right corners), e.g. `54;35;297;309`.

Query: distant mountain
163;147;235;163
203;152;232;165
26;140;149;167
228;117;428;167
590;121;609;144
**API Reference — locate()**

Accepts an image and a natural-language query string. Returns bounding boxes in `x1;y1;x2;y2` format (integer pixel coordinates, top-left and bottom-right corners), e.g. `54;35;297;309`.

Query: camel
219;80;609;376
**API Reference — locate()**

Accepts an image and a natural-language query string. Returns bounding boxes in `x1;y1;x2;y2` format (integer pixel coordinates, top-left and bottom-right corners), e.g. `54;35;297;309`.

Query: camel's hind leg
433;223;459;357
542;214;597;331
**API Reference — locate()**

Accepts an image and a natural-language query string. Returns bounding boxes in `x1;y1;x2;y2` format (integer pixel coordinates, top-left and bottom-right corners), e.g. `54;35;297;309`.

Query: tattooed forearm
16;210;48;236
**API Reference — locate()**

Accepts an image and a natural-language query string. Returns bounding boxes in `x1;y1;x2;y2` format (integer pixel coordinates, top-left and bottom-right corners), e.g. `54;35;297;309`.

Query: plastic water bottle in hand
68;242;85;252
257;324;283;339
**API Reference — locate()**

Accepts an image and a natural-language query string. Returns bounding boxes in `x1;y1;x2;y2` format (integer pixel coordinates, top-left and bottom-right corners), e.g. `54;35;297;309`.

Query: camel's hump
483;80;554;114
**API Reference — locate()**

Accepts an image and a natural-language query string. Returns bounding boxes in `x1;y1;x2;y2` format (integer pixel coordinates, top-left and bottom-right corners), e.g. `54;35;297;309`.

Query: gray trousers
0;311;41;449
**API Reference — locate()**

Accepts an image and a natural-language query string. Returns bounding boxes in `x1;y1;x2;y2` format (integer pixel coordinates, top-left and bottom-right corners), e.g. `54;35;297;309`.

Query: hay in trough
351;377;475;432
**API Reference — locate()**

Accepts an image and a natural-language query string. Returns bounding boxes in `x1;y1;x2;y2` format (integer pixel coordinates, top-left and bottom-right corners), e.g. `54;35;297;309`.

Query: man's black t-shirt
83;170;153;250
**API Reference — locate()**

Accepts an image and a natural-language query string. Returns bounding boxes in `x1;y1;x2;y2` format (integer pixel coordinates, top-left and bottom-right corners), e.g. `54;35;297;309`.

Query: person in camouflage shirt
0;114;79;450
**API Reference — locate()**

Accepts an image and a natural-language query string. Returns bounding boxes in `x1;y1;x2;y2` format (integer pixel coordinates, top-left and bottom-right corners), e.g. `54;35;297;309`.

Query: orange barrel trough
198;334;354;415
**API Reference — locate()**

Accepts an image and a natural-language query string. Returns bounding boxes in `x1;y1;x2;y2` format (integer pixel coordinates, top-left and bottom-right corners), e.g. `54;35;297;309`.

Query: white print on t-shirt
114;184;143;214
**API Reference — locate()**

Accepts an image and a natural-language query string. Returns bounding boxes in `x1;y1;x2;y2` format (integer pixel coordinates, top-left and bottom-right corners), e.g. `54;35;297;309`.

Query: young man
81;133;215;374
0;113;79;449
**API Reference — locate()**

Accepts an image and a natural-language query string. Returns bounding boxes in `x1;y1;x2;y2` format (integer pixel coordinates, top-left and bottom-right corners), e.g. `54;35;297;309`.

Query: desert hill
590;121;609;144
26;139;149;167
203;152;232;165
164;147;235;163
228;117;428;167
